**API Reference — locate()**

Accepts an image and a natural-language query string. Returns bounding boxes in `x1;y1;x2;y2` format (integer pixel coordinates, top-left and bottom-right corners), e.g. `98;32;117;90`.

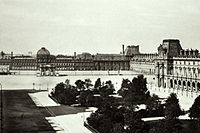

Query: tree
85;78;93;89
146;94;161;111
165;93;182;120
99;86;114;97
124;109;149;133
99;80;115;97
87;113;113;133
131;75;149;98
97;96;119;114
117;79;131;97
53;82;65;97
65;79;70;86
186;119;200;133
0;51;5;57
118;75;150;107
134;94;164;118
189;95;200;120
52;82;78;105
94;78;101;89
75;80;85;91
158;93;184;133
150;119;183;133
105;80;115;90
78;90;96;107
87;96;124;133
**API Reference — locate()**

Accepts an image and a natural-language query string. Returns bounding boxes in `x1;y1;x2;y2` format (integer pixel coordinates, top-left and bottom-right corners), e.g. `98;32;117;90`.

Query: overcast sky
0;0;200;55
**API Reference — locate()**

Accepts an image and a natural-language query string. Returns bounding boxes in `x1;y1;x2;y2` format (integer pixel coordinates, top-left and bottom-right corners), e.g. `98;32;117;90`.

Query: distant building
129;39;200;93
94;54;130;70
124;45;140;57
129;45;158;74
0;45;133;75
0;51;13;70
11;56;36;70
130;53;158;74
155;39;200;92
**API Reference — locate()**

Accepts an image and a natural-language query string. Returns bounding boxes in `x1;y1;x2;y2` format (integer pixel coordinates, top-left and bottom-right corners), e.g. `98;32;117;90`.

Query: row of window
12;66;37;70
14;59;36;63
12;63;36;66
175;60;200;65
99;62;128;65
0;63;10;65
56;67;74;70
56;63;74;66
130;62;154;65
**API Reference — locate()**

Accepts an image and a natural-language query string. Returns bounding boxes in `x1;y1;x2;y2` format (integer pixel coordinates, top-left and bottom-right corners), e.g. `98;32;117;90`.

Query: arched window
192;82;196;88
170;79;173;88
178;80;181;86
183;81;186;86
192;82;196;91
174;80;177;85
187;81;191;87
197;82;200;91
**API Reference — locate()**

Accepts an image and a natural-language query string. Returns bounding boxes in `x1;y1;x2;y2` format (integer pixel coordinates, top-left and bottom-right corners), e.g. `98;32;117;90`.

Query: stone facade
11;56;37;70
129;44;158;74
0;46;132;73
130;53;158;74
94;54;130;70
129;39;200;92
155;39;200;93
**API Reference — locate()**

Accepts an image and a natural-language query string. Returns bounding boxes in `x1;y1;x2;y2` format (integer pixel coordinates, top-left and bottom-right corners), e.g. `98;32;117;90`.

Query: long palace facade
129;39;200;92
1;39;200;92
0;46;133;75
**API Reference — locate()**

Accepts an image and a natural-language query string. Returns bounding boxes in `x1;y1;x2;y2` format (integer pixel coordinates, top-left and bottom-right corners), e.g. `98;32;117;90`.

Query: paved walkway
1;90;55;133
29;91;93;133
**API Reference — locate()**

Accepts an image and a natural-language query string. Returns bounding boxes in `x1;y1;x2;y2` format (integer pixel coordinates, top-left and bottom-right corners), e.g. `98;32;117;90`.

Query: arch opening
170;79;173;88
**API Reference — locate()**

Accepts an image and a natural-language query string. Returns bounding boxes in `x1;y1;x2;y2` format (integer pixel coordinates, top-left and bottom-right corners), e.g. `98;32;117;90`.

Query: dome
37;47;50;56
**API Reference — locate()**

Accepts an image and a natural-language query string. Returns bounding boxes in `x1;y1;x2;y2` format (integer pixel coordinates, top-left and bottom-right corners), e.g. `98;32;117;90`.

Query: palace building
130;53;158;74
155;39;200;92
129;39;200;92
0;46;133;75
2;39;199;92
129;44;158;74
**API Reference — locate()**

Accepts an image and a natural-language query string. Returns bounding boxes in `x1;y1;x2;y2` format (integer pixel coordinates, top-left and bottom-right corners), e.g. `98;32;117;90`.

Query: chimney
74;52;76;58
122;44;125;55
11;51;13;58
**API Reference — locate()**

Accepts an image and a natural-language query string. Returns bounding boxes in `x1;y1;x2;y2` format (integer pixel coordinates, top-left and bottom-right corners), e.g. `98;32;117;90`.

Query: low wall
58;70;137;76
9;70;138;76
10;70;37;75
84;122;100;133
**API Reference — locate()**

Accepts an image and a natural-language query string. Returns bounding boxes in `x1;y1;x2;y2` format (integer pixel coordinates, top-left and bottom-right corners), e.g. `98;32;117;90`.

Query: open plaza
1;72;199;132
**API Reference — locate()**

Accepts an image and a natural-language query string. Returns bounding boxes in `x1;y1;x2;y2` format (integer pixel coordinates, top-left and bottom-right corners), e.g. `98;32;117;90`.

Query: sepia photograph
0;0;200;132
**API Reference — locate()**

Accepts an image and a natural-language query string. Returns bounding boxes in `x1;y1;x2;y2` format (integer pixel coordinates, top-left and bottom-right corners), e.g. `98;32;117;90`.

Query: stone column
195;82;198;93
161;63;165;88
155;62;160;87
181;80;184;96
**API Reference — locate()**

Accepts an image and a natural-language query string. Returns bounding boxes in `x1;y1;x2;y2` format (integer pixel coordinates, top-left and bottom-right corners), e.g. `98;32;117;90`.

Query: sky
0;0;200;55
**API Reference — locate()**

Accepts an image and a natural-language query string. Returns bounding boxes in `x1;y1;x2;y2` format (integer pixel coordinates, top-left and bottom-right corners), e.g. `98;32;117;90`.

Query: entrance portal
40;64;55;76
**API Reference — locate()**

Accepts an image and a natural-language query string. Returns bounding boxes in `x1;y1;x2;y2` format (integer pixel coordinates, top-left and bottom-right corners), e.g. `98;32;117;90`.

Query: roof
37;47;50;56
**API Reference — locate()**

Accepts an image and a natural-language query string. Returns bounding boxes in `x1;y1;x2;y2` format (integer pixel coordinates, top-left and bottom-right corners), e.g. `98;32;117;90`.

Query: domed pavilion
36;47;55;76
37;47;51;62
